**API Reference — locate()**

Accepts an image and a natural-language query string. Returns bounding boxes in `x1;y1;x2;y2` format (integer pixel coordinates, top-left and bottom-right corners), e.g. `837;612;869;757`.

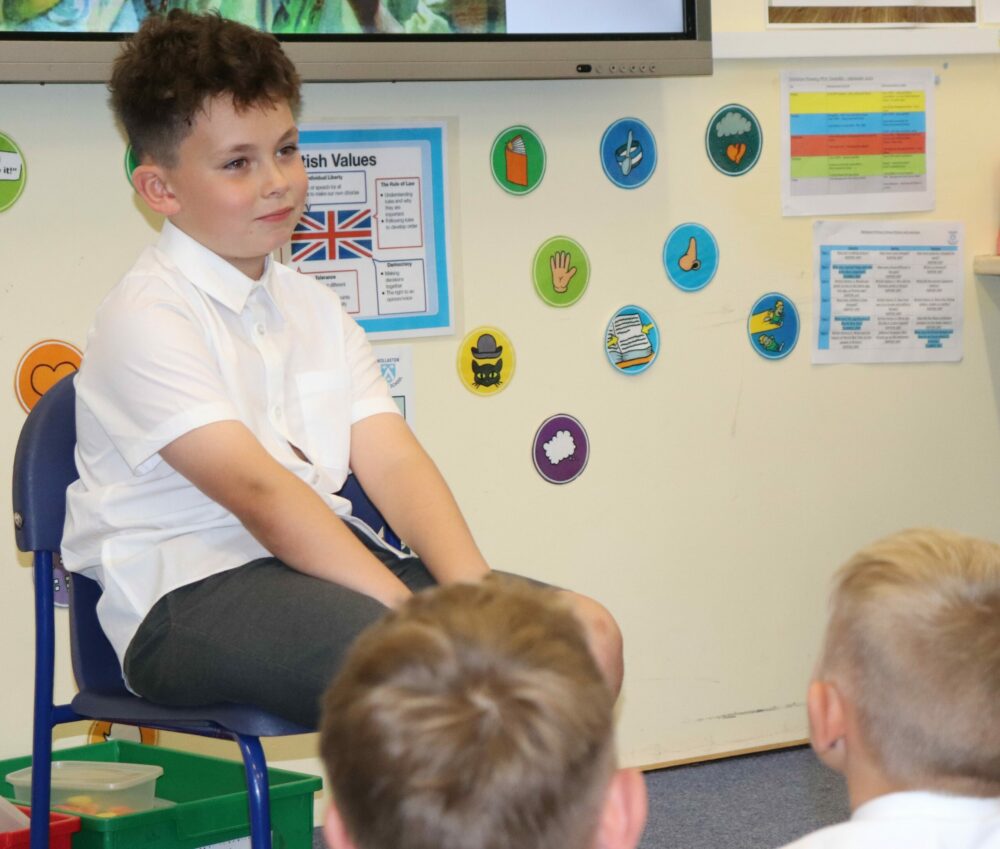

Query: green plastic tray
0;741;321;849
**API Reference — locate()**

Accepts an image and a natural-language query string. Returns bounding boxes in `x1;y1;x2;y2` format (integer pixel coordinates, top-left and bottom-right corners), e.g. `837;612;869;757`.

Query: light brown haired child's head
109;10;301;166
320;576;627;849
815;528;1000;796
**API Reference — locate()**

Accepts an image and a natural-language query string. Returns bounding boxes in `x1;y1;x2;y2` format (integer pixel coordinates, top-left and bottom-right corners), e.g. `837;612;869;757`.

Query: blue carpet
311;744;850;849
639;745;850;849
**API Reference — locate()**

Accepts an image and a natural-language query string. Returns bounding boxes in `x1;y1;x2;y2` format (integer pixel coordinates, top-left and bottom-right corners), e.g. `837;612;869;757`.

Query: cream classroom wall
3;39;1000;808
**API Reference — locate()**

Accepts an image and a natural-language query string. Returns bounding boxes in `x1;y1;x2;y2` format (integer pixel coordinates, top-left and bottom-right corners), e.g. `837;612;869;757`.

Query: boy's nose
262;160;291;196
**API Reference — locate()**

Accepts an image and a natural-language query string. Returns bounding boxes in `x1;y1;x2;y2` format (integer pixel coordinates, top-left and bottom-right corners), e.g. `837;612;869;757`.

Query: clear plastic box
5;761;162;817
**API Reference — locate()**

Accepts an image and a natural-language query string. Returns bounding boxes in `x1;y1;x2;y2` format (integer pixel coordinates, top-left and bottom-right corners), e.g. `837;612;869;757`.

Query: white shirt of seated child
62;220;401;678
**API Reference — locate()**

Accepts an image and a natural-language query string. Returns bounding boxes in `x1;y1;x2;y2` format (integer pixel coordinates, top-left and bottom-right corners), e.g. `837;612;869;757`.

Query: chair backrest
12;374;131;696
12;373;78;554
68;573;132;695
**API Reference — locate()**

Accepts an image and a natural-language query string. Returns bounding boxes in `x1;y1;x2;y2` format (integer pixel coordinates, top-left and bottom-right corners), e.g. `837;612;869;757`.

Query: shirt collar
156;220;282;316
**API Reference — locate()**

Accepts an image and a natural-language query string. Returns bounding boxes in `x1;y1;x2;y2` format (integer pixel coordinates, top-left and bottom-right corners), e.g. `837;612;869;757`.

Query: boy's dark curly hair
110;10;301;166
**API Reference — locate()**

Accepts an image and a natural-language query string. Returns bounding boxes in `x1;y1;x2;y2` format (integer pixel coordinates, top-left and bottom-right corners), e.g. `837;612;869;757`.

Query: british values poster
281;123;453;339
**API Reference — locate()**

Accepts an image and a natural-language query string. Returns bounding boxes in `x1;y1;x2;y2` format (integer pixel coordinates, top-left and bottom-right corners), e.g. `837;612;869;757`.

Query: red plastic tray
0;805;81;849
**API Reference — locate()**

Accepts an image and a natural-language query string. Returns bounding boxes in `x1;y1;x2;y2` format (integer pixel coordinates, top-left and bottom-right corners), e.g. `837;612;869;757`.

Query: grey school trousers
122;525;436;729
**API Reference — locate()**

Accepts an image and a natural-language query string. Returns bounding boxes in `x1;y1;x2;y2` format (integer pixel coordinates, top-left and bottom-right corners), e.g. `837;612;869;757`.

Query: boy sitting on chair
780;528;1000;849
320;576;648;849
61;9;621;729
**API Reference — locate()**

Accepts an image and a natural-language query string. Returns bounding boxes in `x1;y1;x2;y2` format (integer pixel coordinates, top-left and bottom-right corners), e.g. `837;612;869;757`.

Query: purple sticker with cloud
34;556;70;608
532;414;590;485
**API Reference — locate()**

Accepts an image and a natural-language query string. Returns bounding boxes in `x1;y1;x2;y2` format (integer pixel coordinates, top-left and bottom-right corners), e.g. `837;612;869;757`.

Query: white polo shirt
779;791;1000;849
62;221;401;670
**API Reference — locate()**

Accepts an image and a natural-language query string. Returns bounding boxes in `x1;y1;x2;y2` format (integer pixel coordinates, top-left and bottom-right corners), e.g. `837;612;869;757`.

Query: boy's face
155;95;308;279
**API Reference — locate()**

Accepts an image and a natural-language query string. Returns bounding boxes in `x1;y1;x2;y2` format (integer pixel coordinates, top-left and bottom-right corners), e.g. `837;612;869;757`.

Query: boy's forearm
350;414;491;584
160;420;411;608
370;455;490;584
241;476;412;608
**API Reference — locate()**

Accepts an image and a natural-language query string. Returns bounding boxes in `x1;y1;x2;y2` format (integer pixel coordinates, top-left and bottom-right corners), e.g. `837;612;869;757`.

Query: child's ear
323;801;357;849
596;767;648;849
807;679;848;774
131;164;181;217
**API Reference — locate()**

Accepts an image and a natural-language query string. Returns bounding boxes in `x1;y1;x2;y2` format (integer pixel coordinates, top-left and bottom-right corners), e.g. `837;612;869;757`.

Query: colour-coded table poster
780;69;934;217
280;123;453;339
813;220;963;364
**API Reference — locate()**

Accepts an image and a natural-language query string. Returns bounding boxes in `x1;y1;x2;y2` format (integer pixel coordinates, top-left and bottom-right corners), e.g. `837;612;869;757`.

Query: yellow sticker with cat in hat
457;326;515;395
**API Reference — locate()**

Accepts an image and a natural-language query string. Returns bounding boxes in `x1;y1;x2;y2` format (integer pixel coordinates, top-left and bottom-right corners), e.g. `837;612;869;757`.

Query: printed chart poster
813;220;963;364
780;69;935;217
281;124;452;339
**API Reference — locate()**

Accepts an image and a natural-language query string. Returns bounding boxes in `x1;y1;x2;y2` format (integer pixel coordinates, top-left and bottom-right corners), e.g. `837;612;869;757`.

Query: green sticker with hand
532;236;590;307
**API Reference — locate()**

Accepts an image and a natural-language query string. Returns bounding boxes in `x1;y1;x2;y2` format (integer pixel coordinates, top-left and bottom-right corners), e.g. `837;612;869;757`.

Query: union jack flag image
290;208;373;263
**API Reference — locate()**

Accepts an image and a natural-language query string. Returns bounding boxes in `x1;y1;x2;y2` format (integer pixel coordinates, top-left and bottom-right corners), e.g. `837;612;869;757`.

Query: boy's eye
224;158;248;170
279;144;300;157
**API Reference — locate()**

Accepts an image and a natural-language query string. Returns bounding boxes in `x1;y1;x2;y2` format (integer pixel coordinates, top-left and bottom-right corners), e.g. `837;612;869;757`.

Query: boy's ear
323;801;357;849
807;679;848;774
131;163;181;217
595;767;648;849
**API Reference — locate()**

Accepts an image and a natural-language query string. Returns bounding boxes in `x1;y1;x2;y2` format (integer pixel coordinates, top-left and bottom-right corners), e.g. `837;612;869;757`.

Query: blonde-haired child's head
812;528;1000;798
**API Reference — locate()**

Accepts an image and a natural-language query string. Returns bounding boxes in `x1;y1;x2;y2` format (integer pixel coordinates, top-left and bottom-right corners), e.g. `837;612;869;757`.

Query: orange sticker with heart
726;143;747;164
15;339;82;412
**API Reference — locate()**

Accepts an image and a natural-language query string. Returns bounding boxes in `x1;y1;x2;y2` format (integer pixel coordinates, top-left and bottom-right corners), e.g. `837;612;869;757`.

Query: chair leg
29;726;52;849
234;734;272;849
30;552;56;849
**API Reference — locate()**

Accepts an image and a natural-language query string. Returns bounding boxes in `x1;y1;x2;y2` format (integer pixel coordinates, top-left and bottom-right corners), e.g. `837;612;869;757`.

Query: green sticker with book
490;125;546;195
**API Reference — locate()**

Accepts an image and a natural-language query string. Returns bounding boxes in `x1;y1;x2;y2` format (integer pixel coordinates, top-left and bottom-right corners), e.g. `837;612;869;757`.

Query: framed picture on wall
767;1;976;27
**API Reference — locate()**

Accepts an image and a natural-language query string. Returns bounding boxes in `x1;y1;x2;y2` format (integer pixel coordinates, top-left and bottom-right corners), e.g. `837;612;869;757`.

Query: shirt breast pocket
292;370;352;475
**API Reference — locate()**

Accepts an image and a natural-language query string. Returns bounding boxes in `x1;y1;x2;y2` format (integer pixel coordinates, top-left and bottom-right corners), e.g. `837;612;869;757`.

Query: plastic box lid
5;762;163;792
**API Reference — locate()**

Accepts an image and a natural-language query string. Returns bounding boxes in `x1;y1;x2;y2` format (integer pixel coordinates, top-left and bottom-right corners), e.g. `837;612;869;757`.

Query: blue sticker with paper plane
663;223;719;292
748;292;799;360
600;117;657;189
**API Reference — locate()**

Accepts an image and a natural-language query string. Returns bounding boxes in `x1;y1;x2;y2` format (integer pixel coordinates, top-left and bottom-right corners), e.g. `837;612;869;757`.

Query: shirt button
255;323;266;336
271;405;283;420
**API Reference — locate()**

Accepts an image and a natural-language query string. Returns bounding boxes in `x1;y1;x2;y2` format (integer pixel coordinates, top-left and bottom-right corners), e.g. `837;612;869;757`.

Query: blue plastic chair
11;374;398;849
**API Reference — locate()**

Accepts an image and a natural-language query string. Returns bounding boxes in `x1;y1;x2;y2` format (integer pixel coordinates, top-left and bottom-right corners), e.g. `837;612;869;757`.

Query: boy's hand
160;420;411;609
